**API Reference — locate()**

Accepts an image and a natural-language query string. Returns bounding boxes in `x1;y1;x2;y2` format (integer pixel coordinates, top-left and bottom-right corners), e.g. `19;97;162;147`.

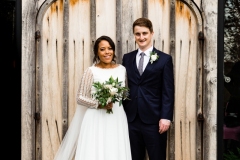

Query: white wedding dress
54;64;132;160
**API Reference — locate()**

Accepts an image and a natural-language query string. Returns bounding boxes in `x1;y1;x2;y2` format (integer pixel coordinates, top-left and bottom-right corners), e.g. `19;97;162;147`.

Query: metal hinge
35;30;41;40
34;112;41;121
198;31;204;41
197;113;204;122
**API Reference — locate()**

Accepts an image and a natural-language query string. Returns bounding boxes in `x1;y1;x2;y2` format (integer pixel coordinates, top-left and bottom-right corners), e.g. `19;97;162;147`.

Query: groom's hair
133;17;153;33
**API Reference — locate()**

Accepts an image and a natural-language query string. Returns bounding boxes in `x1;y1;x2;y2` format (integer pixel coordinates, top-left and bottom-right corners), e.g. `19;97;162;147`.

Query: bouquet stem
106;109;113;114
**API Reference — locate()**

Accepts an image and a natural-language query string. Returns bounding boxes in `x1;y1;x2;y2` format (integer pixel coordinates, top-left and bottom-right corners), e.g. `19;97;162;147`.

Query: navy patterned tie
138;52;145;75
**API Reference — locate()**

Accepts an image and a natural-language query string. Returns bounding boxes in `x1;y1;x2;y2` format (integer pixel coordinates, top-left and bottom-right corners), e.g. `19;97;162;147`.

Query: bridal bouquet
91;76;130;114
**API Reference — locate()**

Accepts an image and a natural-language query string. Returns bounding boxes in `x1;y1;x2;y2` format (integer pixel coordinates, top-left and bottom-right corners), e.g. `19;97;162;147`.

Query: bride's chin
100;60;112;65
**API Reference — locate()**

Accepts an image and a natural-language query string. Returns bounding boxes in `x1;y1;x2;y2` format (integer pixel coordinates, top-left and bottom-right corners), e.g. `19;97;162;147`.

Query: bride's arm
76;67;99;109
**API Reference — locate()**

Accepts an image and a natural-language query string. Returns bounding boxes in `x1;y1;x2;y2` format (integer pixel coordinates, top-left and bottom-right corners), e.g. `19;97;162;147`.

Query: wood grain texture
90;0;96;63
40;1;64;159
174;1;200;159
116;0;122;63
168;0;176;159
22;0;39;159
68;0;91;133
121;0;142;55
202;0;218;159
96;0;116;40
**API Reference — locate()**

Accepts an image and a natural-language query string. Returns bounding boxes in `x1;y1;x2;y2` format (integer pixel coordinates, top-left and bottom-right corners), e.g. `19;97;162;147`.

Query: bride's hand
98;102;113;109
105;103;113;110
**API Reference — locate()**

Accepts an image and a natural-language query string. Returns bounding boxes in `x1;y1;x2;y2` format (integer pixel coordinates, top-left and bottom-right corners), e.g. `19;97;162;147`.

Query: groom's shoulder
154;48;172;58
154;49;173;64
125;50;137;56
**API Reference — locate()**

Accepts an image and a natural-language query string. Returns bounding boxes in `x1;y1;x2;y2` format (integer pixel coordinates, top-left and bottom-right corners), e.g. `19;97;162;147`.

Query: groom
122;17;174;160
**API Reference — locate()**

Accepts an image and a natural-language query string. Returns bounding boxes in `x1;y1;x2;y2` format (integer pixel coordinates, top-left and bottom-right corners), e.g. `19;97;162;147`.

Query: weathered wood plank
68;0;91;131
202;0;218;159
36;1;64;159
22;0;38;159
41;1;64;159
116;0;122;63
148;0;163;51
142;0;148;18
68;0;78;121
90;0;96;63
174;1;200;159
148;0;171;53
121;0;142;55
169;0;176;159
96;0;116;40
62;0;69;139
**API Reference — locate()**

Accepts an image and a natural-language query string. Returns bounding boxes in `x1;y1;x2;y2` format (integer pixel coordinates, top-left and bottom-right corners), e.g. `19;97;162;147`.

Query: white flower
107;97;112;104
149;51;159;64
104;84;113;89
151;55;158;61
109;87;118;95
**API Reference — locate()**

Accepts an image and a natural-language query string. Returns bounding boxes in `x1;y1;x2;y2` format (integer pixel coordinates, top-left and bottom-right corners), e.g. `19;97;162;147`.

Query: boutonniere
149;51;159;64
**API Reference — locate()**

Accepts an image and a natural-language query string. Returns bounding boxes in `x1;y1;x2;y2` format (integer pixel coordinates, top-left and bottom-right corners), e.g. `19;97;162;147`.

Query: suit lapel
130;50;141;79
139;48;159;82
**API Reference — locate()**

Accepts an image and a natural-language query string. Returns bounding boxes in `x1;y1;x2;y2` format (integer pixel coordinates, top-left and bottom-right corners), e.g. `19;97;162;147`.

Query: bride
54;35;132;160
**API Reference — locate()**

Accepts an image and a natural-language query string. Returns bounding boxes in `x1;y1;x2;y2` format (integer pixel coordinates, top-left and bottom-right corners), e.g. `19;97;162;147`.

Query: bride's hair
93;35;117;64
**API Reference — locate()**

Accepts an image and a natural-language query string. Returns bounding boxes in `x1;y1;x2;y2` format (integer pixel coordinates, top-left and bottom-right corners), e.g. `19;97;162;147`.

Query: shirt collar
137;46;154;57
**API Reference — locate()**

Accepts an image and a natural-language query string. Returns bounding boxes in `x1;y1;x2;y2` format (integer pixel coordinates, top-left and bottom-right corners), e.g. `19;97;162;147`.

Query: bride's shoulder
115;64;124;68
83;66;94;75
116;64;126;71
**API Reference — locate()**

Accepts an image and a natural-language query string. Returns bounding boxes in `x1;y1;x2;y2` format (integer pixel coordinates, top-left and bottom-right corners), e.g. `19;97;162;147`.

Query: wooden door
35;0;204;159
174;1;204;160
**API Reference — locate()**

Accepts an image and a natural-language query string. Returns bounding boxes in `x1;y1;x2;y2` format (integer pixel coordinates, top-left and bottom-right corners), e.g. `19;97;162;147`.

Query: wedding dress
54;64;132;160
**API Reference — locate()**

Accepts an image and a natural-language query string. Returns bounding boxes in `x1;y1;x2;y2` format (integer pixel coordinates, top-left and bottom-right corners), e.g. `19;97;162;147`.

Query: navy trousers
128;114;167;160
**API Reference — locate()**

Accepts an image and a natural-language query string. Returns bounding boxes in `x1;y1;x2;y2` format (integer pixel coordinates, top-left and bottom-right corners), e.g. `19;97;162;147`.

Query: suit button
135;96;137;98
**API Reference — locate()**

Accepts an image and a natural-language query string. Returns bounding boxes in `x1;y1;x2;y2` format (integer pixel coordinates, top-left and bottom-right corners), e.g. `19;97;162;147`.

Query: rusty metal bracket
198;31;204;41
35;30;41;40
34;112;41;121
197;113;204;122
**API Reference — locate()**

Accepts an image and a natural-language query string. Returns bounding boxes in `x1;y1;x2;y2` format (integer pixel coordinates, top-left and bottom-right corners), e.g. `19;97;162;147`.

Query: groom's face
133;26;154;52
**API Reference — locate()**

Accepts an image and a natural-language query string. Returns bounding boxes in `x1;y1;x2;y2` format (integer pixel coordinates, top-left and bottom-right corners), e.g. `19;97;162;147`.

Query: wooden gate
35;0;204;159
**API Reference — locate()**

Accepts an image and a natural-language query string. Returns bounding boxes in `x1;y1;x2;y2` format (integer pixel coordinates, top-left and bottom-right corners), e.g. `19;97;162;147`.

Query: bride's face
97;40;114;64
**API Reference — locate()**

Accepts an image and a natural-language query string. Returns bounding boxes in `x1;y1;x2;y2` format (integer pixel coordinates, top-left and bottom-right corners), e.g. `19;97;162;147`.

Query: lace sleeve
76;67;98;109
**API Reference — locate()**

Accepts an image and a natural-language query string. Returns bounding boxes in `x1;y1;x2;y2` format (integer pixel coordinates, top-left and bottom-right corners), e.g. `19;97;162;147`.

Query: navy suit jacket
122;47;174;124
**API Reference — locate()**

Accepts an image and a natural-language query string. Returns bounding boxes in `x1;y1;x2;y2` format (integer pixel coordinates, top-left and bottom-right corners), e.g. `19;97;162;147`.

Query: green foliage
224;0;240;62
224;148;240;160
92;76;130;114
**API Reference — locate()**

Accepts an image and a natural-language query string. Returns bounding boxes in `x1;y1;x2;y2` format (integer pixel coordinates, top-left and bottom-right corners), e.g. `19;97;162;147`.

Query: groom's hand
159;119;171;134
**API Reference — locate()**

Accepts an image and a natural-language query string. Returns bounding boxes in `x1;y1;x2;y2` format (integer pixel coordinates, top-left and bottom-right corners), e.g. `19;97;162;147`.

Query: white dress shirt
136;46;153;72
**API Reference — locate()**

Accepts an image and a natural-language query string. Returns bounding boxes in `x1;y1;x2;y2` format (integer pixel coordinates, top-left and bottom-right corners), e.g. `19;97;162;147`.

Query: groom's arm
159;55;174;133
